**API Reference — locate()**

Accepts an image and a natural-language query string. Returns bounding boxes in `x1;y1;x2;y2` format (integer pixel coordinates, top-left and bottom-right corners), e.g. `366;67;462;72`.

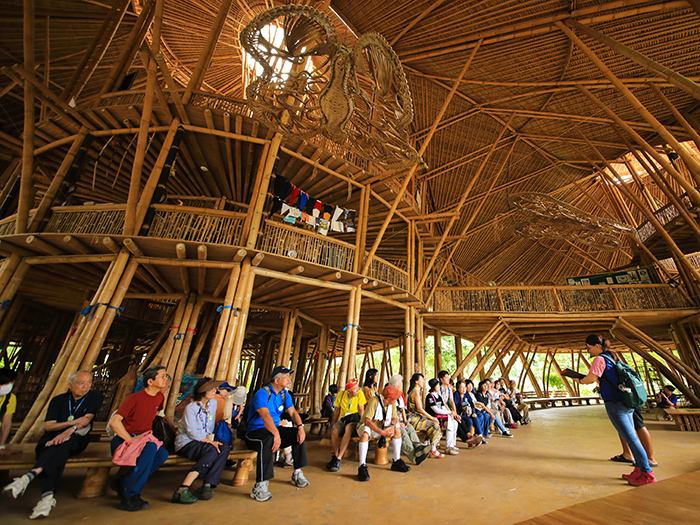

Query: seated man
509;379;531;424
0;367;18;449
326;378;365;472
3;370;103;519
656;385;677;421
356;384;411;482
244;366;309;502
109;365;170;512
389;374;429;465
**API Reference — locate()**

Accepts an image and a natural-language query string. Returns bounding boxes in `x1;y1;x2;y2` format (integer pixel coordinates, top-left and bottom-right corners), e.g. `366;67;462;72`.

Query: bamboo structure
1;0;700;453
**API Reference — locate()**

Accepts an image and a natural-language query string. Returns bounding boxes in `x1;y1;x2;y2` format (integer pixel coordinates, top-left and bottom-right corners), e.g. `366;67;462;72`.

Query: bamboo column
139;305;176;371
451;320;503;381
243;133;281;249
417;315;425;377
311;324;329;414
205;262;242;376
0;259;29;325
455;335;463;379
16;0;35;234
165;295;197;379
346;285;363;381
183;305;216;375
152;298;187;367
433;328;442;374
225;259;258;384
216;258;252;380
336;287;358;388
276;309;297;368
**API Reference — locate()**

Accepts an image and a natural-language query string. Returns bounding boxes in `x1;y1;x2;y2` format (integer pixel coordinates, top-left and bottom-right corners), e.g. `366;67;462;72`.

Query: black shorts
632;407;645;429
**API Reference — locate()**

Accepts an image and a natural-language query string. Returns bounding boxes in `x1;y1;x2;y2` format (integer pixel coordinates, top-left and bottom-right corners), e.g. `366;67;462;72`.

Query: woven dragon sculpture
508;192;635;251
240;5;419;169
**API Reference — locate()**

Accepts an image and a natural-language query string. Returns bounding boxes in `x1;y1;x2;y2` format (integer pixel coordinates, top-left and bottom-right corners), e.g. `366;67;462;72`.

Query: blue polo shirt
247;385;294;431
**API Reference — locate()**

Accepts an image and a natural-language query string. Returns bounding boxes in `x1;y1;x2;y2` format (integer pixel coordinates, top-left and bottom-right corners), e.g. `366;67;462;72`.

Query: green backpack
600;353;647;409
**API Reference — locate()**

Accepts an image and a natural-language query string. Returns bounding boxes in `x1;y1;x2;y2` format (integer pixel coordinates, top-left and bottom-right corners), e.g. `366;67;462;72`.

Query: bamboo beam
564;18;700;102
451;320;503;380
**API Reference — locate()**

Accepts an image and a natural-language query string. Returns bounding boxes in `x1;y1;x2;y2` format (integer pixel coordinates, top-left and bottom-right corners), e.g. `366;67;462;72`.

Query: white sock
293;468;301;475
431;444;437;452
393;438;401;461
359;440;369;466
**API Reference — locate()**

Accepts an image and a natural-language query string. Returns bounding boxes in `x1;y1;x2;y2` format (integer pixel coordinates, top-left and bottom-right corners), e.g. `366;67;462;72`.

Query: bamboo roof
1;0;700;288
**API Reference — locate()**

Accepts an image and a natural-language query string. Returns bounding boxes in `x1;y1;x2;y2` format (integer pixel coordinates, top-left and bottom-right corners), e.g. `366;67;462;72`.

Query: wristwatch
72;425;78;432
295;424;303;429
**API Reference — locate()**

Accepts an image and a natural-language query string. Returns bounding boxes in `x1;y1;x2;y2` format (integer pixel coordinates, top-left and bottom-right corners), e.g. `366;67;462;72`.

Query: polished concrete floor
2;405;698;524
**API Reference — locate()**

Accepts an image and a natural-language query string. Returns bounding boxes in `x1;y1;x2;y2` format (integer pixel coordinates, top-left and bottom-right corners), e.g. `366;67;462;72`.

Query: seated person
356;384;411;481
0;367;17;449
244;366;309;502
453;380;485;446
406;373;443;458
321;384;338;419
173;377;231;504
2;370;103;519
326;378;365;472
491;378;516;427
656;385;677;421
425;378;459;455
109;365;170;512
389;374;429;465
497;378;522;427
362;368;379;399
509;379;531;424
475;380;512;438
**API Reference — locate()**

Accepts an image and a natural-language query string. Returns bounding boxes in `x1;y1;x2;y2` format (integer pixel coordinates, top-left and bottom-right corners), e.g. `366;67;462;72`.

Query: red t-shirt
116;390;164;435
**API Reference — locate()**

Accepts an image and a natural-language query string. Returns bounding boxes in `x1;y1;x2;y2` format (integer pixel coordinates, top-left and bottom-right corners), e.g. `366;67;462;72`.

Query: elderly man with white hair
2;370;103;519
388;374;429;465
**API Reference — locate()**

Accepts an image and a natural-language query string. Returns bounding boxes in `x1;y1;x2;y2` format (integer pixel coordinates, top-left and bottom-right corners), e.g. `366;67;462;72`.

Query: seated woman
454;379;487;445
425;378;459;455
362;368;379;400
656;385;677;421
475;380;513;438
406;373;443;458
173;377;231;504
496;378;522;427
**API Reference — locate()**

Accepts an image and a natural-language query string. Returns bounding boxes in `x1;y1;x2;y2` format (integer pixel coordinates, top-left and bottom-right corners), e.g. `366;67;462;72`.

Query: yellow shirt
335;390;366;416
0;393;17;427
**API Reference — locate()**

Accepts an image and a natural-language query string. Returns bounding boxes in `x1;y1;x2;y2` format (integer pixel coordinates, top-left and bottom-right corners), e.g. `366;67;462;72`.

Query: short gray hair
68;370;92;385
389;374;403;389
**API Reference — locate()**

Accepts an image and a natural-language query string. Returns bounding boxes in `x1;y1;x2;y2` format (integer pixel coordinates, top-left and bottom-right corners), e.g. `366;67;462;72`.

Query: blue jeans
492;412;508;434
605;401;651;473
111;436;169;497
473;412;490;436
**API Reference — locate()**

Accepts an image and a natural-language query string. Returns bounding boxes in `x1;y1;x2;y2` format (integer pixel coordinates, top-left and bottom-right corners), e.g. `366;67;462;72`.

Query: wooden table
665;408;700;431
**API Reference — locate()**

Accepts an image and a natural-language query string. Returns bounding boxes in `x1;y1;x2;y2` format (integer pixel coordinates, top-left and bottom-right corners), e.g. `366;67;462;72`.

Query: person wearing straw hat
244;366;309;502
356;384;411;482
172;377;231;504
326;378;365;472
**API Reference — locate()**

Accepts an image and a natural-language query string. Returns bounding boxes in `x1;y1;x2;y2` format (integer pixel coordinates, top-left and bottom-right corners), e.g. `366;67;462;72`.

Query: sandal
429;450;444;459
610;454;633;463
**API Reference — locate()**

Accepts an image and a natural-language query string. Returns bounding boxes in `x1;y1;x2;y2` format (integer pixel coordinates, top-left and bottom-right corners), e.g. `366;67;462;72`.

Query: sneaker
391;458;411;472
326;456;341;472
622;467;642;481
467;435;483;448
357;464;370;482
415;450;429;465
171;488;198;504
430;449;444;459
250;481;273;502
3;474;31;499
291;470;310;488
29;494;56;520
501;431;513;438
447;447;460;455
118;495;149;512
193;485;214;500
628;471;657;486
481;438;488;444
509;423;518;429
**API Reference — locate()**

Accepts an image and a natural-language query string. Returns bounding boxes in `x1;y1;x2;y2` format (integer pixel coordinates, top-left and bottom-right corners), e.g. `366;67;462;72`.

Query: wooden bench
665;408;700;431
0;441;257;498
305;416;329;437
523;396;603;409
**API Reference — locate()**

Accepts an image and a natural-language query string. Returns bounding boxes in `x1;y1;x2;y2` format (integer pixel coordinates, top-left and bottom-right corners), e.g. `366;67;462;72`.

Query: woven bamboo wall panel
432;289;500;312
44;207;125;236
614;286;689;310
557;288;614;311
501;288;558;312
147;209;244;245
258;220;355;273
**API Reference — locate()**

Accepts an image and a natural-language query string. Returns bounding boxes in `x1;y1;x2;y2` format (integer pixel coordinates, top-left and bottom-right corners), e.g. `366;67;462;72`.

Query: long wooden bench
665;408;700;431
0;441;257;498
523;396;603;409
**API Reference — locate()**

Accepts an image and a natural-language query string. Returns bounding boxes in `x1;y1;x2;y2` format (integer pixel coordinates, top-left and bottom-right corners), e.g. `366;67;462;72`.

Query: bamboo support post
152;298;187;367
16;0;35;235
451;320;503;381
184;305;216;375
226;263;257;384
336;287;358;388
205;262;242;376
216;258;252;379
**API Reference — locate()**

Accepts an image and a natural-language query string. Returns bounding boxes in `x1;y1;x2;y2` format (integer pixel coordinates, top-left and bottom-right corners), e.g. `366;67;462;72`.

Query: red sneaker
622;467;641;481
509;424;518;429
628;471;657;486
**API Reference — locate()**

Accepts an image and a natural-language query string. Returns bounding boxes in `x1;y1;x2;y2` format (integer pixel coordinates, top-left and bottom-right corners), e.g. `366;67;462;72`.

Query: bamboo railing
636;193;693;242
432;284;690;313
365;255;409;290
147;204;245;245
258;219;356;273
0;211;36;236
44;204;125;235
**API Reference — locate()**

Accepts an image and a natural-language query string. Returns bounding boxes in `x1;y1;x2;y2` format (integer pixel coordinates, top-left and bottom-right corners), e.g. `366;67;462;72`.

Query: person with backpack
576;334;656;487
244;366;309;502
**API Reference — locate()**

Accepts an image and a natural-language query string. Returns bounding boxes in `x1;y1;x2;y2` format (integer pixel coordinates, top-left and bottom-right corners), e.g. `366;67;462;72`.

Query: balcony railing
147;205;245;246
44;204;125;236
365;256;408;291
636;193;693;243
432;284;690;313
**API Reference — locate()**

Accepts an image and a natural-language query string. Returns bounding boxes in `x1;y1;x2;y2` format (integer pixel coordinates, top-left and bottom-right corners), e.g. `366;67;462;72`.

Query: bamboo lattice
636;193;693;242
614;285;689;309
44;205;125;235
0;212;35;237
365;256;408;290
258;220;355;272
500;288;558;312
147;205;245;245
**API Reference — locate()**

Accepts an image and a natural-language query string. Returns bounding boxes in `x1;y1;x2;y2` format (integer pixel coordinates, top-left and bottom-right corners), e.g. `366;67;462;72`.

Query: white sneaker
30;494;56;519
3;474;31;499
291;470;310;488
250;481;272;502
447;447;460;455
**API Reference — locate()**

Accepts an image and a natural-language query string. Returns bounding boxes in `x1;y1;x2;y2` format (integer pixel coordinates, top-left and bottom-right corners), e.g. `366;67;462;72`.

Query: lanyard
196;401;212;432
68;395;86;421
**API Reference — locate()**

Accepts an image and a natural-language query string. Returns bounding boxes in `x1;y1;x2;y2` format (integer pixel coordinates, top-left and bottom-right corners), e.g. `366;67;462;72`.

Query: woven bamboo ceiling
2;0;700;286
